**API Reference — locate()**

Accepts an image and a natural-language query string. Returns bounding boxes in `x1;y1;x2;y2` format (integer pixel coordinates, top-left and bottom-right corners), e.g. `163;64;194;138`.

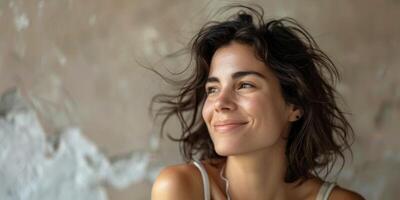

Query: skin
151;42;365;200
201;41;301;199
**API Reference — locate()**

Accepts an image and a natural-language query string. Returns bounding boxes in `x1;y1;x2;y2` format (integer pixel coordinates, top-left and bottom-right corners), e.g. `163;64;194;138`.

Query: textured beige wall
0;0;399;199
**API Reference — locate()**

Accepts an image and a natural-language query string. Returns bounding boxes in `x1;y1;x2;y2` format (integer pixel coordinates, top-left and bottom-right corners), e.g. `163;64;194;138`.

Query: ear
288;104;303;122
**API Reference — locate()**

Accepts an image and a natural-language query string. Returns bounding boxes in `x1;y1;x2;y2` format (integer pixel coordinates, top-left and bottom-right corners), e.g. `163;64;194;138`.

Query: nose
214;89;237;112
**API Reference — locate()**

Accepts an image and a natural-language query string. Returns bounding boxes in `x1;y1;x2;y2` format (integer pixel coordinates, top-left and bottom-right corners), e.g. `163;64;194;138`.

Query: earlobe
290;105;303;122
290;113;301;122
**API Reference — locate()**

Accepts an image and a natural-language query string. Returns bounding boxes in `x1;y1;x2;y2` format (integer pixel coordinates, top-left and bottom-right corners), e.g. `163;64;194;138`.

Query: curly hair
148;4;354;183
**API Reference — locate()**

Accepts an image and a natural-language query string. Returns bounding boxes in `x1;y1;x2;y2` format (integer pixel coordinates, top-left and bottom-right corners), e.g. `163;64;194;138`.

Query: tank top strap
316;181;336;200
192;159;211;200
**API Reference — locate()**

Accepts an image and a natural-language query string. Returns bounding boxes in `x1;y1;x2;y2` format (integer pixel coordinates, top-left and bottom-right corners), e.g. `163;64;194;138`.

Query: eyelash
205;82;255;95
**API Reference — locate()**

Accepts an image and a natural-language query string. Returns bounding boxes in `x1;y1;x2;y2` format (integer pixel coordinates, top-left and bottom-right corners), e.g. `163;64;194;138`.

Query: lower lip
214;123;248;133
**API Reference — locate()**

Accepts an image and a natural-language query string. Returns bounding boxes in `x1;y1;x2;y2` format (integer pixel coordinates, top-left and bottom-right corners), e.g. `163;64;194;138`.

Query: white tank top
192;160;336;200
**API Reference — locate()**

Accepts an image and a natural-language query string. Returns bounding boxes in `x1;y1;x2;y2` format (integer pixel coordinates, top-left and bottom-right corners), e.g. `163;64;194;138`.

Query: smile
214;122;248;133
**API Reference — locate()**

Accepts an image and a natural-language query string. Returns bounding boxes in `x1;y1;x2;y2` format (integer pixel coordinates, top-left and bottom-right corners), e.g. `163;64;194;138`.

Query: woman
150;5;364;200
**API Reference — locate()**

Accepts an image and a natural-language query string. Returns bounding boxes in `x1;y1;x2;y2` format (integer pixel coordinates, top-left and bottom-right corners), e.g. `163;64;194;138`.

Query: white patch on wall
37;0;45;17
0;88;159;200
142;26;168;56
54;47;67;66
89;14;97;26
14;13;29;32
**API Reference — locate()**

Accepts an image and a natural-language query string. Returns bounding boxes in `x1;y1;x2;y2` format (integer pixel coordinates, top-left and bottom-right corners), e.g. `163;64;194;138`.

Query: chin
214;143;244;156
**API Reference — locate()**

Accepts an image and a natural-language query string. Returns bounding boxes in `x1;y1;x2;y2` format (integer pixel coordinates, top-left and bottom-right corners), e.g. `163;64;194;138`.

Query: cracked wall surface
0;0;399;199
0;89;159;200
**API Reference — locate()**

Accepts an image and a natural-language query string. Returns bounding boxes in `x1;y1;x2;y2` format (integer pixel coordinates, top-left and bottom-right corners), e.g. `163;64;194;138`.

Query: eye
205;86;218;95
238;82;255;89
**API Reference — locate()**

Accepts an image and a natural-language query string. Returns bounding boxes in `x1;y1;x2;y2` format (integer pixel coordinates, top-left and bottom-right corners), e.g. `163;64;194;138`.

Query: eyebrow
206;70;267;83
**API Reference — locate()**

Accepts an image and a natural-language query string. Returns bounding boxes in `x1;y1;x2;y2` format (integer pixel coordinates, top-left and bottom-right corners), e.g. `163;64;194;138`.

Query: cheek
201;100;213;123
240;95;267;117
241;94;286;134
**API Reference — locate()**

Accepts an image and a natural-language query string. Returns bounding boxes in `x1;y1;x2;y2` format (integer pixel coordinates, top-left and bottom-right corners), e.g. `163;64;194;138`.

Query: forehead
209;42;269;77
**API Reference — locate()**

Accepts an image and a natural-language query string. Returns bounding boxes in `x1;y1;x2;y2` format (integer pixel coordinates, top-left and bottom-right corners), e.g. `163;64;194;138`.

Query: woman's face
201;42;300;156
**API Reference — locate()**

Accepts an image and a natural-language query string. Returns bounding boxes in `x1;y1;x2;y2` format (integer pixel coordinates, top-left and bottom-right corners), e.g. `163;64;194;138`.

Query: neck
224;141;299;200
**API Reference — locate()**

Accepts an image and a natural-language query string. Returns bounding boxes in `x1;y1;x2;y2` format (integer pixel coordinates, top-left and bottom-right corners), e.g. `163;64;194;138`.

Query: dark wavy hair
148;4;354;183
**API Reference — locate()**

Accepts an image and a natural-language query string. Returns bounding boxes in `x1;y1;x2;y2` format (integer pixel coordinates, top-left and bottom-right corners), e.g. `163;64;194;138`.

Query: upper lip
213;120;248;126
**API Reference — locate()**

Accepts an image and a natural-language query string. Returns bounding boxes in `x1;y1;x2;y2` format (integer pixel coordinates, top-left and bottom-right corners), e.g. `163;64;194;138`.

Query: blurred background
0;0;399;199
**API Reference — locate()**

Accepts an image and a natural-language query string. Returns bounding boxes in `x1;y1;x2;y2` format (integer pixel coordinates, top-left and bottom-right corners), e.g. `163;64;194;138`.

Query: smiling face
201;42;301;156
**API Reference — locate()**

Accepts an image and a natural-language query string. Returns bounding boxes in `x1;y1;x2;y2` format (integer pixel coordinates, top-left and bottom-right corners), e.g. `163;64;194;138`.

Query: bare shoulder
151;162;203;200
329;185;365;200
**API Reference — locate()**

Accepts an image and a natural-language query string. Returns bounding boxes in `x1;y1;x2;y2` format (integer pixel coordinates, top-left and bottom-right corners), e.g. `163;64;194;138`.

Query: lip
213;120;248;132
214;120;248;126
